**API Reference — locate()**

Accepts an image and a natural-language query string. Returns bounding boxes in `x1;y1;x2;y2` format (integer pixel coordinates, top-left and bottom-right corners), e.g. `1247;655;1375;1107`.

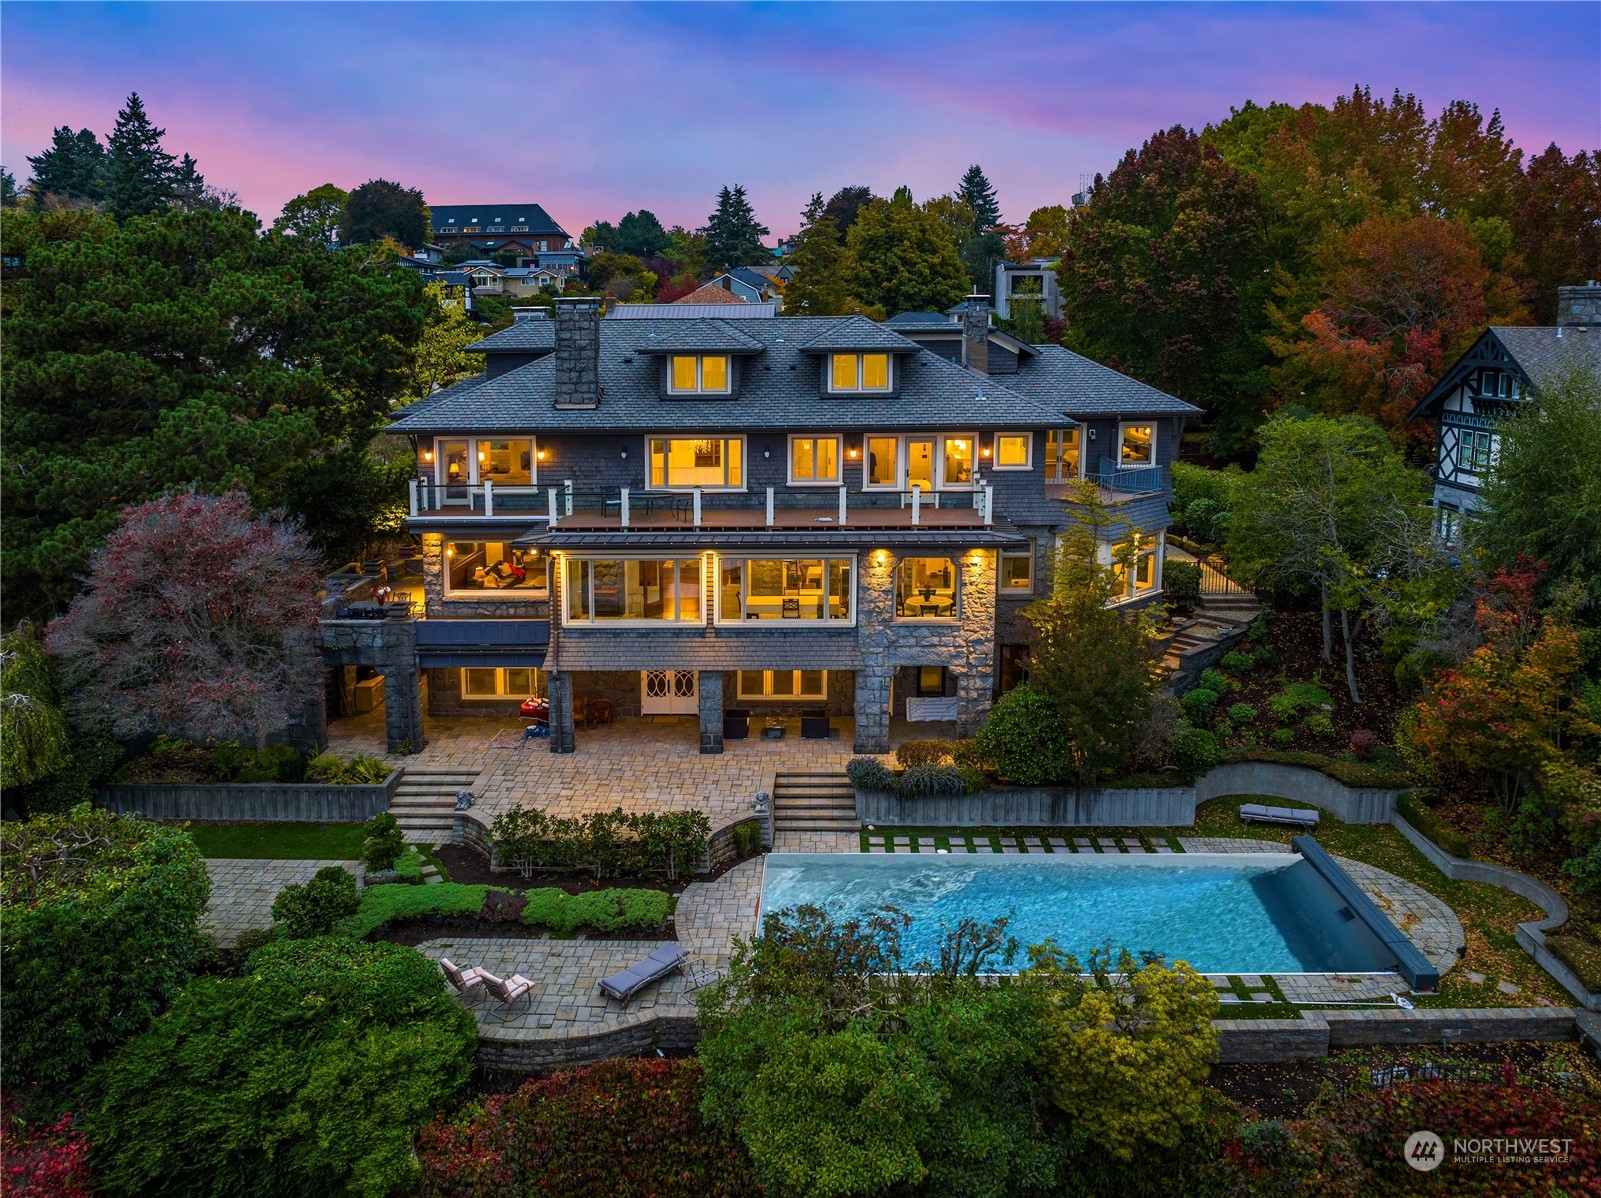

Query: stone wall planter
101;769;402;823
1196;761;1399;824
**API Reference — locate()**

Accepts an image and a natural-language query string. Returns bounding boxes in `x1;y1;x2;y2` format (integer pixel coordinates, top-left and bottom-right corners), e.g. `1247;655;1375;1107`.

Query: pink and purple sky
3;2;1597;238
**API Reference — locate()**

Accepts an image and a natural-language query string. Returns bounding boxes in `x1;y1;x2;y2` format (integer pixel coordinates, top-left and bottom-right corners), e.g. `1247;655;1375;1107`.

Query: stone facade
318;619;425;753
853;547;997;752
698;668;724;754
553;296;601;408
419;532;551;619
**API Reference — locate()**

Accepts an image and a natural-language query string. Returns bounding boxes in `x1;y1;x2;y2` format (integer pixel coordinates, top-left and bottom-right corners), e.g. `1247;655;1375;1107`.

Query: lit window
942;436;974;486
737;670;828;700
1119;424;1155;466
718;557;854;622
828;353;891;393
790;436;841;483
667;355;731;395
444;542;548;596
995;434;1031;469
1000;548;1033;594
896;557;958;619
564;558;703;622
461;667;547;699
866;436;899;487
648;438;744;488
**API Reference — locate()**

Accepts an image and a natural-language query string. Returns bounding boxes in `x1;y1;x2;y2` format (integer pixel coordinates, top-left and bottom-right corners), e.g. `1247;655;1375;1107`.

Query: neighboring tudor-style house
370;296;1198;756
1409;283;1601;545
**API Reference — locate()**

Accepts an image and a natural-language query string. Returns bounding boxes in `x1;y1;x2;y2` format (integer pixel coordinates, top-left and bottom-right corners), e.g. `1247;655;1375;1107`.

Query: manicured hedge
0;806;211;1085
83;938;477;1198
349;883;496;938
1224;747;1414;789
416;1058;759;1198
1396;792;1472;859
520;887;673;934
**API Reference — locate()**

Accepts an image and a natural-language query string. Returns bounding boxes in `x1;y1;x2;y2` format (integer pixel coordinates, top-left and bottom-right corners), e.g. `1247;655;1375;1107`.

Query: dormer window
669;355;731;395
829;353;890;393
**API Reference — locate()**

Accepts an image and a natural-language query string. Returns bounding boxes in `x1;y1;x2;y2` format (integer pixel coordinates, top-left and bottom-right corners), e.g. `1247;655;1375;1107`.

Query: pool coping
1293;835;1439;991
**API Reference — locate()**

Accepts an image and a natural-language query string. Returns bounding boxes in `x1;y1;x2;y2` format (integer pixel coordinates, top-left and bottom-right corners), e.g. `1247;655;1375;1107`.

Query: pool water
760;853;1396;975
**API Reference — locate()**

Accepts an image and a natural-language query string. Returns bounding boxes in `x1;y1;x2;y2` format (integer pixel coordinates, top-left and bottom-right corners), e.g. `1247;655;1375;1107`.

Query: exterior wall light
537;448;548;461
620;449;628;459
422;449;434;463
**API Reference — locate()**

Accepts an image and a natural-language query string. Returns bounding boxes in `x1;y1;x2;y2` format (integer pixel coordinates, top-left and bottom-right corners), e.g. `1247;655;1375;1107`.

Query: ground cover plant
0;806;210;1087
117;737;390;786
415;1057;760;1198
81;937;477;1198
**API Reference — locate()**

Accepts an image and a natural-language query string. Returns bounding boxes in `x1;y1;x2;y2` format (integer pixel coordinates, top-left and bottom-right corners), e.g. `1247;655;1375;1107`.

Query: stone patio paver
202;858;362;948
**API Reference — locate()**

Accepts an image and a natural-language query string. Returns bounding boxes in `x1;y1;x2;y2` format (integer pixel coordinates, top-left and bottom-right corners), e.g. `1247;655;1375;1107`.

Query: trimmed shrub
271;865;360;938
1348;729;1380;761
83;938;477;1198
1227;703;1257;728
1267;682;1334;723
974;684;1073;786
350;882;496;938
490;806;709;882
1180;688;1220;725
733;820;762;858
946;738;984;769
896;763;976;798
845;756;897;793
1221;651;1255;675
362;811;406;873
1171;727;1221;778
957;765;988;794
895;740;949;768
305;752;344;783
1199;668;1229;695
520;888;673;934
1303;711;1336;739
1161;560;1202;608
1225;747;1413;789
416;1058;758;1198
1271;728;1296;747
1;806;210;1085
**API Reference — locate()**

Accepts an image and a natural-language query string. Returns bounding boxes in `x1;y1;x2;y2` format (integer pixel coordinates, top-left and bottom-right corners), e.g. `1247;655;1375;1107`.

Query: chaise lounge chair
439;958;488;995
1239;803;1320;829
598;944;689;1003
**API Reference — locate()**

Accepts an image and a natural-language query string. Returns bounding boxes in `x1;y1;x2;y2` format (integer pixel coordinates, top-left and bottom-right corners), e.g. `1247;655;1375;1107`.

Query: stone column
382;664;424;754
853;667;892;754
698;669;724;755
547;669;575;754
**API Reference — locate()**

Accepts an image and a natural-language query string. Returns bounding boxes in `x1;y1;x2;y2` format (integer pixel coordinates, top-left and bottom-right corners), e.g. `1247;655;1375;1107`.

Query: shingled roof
1004;345;1204;417
673;282;750;305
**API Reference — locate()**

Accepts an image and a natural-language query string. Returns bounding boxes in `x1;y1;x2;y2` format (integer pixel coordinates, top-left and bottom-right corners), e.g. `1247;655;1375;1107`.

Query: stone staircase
1199;591;1263;622
388;767;480;844
772;771;860;833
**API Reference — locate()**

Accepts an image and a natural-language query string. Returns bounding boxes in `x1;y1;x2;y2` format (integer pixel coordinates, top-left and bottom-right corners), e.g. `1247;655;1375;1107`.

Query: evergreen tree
341;178;430;248
782;193;847;316
103;93;179;220
957;164;1001;230
25;126;106;203
821;185;874;236
700;185;770;274
1;167;17;208
613;210;670;258
842;189;969;316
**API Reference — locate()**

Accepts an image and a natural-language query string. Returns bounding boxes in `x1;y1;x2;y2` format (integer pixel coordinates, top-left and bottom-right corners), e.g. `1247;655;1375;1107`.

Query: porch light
537;448;547;461
446;546;455;558
422;449;434;462
847;446;859;460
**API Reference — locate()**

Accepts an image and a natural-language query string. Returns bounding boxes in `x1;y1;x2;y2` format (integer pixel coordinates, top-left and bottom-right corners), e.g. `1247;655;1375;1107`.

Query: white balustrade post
693;487;702;527
483;479;494;517
984;484;994;526
766;486;774;527
620;487;630;528
911;485;921;526
838;485;847;526
547;486;559;525
408;479;419;517
564;479;573;516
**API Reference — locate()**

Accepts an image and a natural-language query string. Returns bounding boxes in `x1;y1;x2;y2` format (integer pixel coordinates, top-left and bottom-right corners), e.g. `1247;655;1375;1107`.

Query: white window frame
861;434;903;490
666;355;733;396
459;666;547;700
894;556;961;621
714;555;857;625
432;437;538;488
826;352;892;394
736;669;829;701
645;436;746;490
442;541;549;599
938;434;979;490
1104;532;1165;605
1045;428;1082;481
1117;422;1156;468
786;434;844;486
992;432;1033;470
561;555;708;625
999;545;1035;596
859;433;978;492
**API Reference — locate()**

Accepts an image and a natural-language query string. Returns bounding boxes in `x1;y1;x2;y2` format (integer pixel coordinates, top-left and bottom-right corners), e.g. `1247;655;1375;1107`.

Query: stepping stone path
1467;971;1487;984
1497;980;1520;996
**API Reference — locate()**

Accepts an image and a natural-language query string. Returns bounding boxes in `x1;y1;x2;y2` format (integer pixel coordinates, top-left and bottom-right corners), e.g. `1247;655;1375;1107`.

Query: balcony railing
1092;459;1168;497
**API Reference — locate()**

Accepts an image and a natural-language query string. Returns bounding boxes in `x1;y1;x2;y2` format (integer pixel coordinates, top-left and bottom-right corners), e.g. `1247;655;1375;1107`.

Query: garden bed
348;881;675;941
435;838;758;895
371;914;678;946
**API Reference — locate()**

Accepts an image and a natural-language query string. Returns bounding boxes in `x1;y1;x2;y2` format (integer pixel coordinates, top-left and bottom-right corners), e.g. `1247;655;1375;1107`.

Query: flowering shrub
416;1058;760;1198
2;1099;92;1198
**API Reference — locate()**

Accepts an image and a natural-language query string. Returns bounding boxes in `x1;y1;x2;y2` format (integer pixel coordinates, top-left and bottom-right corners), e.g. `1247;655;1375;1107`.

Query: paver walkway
202;858;362;947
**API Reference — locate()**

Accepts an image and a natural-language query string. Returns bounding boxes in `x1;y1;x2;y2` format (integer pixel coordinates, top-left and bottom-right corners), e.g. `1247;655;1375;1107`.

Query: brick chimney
553;295;601;409
961;294;991;375
1556;282;1601;327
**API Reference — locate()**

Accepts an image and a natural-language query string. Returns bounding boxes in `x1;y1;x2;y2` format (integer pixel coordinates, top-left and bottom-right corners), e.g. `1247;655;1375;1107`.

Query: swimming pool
759;852;1397;975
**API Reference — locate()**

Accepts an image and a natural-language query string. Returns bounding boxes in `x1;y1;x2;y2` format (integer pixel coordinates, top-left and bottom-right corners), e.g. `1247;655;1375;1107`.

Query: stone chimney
553;295;601;409
1556;282;1601;327
961;294;991;375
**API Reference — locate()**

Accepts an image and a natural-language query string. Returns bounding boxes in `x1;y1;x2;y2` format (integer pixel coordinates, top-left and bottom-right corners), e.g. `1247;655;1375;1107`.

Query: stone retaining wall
1393;815;1598;1012
102;769;402;822
857;786;1195;827
476;1015;700;1072
1196;761;1398;824
451;809;760;874
1217;1007;1582;1063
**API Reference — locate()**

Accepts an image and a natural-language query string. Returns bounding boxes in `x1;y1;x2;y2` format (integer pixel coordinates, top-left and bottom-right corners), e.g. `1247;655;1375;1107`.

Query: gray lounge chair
1239;803;1320;829
598;944;688;1002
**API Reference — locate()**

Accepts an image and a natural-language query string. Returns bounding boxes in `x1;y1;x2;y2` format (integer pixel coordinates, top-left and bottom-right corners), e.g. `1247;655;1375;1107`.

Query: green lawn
185;821;368;860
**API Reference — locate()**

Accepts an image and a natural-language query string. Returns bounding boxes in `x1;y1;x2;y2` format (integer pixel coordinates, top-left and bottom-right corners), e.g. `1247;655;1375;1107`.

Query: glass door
438;439;471;505
906;438;934;493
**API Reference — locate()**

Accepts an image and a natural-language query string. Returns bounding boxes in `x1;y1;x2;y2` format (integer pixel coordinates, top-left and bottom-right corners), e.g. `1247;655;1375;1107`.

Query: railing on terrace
411;480;995;530
1092;459;1168;496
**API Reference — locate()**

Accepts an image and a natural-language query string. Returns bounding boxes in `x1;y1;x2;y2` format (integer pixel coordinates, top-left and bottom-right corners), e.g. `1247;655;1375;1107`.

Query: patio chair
800;708;832;740
598;944;688;1003
481;970;535;1007
439;958;487;995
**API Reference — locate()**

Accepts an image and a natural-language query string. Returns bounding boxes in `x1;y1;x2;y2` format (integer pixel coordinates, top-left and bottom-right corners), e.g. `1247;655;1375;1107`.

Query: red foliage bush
2;1099;92;1198
416;1057;760;1198
1348;729;1381;761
